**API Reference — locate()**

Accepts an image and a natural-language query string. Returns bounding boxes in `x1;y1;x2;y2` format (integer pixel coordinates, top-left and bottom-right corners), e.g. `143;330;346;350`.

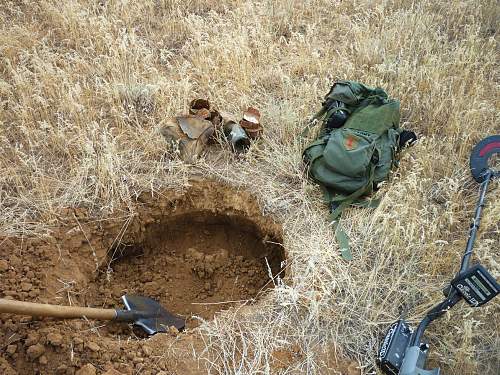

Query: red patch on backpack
344;136;358;150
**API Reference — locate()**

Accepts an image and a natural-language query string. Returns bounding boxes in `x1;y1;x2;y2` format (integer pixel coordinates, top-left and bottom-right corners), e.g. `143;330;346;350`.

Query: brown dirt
88;210;284;328
0;180;286;374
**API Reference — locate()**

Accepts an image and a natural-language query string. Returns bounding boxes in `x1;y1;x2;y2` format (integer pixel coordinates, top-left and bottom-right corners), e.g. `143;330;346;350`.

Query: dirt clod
86;342;100;352
6;345;17;355
76;363;97;375
47;332;63;346
26;343;45;360
0;259;8;271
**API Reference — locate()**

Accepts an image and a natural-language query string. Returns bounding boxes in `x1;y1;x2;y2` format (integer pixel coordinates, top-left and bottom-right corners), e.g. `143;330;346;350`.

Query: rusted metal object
223;120;250;153
159;115;214;162
239;107;262;139
160;100;262;160
189;98;223;128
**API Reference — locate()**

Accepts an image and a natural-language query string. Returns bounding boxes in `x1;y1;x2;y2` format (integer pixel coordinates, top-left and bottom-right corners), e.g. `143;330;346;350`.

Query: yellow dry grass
0;0;499;374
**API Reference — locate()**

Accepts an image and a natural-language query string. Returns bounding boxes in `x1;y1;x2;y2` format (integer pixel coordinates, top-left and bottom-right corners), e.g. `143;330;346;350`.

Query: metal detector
377;135;500;375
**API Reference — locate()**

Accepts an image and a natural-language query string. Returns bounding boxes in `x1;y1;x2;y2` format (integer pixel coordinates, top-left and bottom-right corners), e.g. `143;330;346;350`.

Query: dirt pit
88;210;285;328
0;180;290;374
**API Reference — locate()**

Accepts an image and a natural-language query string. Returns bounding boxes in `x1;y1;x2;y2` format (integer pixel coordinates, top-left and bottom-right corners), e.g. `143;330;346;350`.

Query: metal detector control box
451;264;499;307
378;320;413;375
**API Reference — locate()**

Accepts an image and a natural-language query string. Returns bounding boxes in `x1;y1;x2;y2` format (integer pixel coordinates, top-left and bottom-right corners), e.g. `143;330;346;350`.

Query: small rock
27;343;45;360
75;363;97;375
6;344;17;355
39;355;48;365
86;342;100;352
47;332;63;346
0;259;8;271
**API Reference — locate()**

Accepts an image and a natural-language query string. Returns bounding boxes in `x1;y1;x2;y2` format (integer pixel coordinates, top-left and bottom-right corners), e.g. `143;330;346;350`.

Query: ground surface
0;0;499;374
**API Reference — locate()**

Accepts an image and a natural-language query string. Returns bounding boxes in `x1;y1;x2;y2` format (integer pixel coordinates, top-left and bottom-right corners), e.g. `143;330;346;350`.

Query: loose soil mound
0;181;286;374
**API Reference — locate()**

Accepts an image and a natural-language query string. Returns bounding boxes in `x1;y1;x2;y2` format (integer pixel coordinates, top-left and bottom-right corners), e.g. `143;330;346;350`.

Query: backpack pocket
326;81;359;105
323;128;377;178
374;127;400;183
303;136;329;166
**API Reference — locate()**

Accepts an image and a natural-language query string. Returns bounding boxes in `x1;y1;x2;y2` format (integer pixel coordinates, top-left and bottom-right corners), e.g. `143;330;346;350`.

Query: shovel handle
0;298;117;321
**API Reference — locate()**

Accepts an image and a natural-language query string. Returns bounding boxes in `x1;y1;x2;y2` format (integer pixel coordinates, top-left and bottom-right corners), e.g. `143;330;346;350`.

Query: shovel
0;295;185;335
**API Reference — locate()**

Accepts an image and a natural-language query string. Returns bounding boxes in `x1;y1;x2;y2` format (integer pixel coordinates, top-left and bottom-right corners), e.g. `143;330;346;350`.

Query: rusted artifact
160;115;214;162
239;107;262;139
223;120;250;153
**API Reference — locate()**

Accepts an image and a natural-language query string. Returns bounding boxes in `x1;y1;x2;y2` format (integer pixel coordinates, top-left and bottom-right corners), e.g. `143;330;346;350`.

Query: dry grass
1;0;499;374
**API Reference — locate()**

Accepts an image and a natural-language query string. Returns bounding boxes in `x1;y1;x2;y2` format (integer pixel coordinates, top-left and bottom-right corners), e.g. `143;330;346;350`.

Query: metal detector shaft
459;170;492;273
410;170;493;346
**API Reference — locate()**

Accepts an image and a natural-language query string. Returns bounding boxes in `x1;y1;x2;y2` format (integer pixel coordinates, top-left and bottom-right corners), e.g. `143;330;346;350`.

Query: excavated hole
86;182;285;329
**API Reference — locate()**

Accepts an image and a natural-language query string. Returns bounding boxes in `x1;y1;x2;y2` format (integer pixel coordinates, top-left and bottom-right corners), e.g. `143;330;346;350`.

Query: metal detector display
451;264;500;307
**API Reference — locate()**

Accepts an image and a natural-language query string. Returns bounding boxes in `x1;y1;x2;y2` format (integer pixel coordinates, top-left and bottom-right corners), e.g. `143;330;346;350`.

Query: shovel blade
121;295;185;335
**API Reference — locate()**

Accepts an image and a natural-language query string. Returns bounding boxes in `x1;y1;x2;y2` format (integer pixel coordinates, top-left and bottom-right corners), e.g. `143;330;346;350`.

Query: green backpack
303;80;402;259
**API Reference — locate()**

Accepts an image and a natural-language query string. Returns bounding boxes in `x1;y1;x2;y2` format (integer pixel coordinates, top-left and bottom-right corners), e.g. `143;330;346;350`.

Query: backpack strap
333;221;352;261
328;162;377;260
301;106;328;137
